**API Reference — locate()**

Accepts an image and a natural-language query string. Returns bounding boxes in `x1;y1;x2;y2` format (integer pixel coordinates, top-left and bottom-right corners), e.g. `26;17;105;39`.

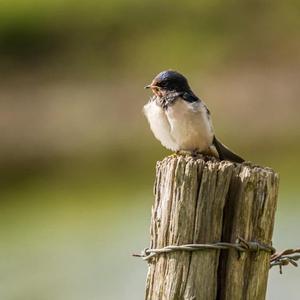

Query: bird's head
145;70;191;97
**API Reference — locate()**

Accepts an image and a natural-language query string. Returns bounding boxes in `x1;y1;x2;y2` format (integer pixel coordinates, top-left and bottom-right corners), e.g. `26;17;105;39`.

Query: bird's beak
144;84;159;89
145;84;162;97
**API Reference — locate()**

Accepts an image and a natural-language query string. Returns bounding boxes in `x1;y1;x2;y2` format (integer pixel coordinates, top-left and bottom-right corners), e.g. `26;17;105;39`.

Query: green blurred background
0;1;299;299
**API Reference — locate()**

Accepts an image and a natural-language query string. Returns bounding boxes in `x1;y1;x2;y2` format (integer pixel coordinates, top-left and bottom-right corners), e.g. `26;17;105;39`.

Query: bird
143;70;244;163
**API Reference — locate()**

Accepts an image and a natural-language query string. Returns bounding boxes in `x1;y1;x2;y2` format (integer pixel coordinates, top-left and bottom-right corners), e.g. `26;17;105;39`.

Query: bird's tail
213;136;244;163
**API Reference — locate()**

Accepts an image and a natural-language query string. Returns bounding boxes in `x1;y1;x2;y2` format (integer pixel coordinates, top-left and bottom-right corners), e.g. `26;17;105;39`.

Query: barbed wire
133;237;299;273
270;248;300;274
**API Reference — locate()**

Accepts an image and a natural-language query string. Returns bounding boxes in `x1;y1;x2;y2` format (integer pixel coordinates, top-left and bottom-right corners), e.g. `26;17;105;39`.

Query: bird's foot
175;150;196;157
168;152;178;158
168;151;188;158
169;150;204;158
191;149;201;157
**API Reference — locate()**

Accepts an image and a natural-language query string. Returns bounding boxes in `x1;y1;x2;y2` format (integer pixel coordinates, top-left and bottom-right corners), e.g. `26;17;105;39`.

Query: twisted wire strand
133;238;275;261
133;238;299;273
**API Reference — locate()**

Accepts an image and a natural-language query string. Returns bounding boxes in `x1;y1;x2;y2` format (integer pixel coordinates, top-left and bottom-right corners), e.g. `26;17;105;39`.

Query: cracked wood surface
145;156;279;300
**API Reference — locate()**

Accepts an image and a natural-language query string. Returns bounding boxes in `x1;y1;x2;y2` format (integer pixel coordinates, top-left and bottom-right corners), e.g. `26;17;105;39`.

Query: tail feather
213;136;244;163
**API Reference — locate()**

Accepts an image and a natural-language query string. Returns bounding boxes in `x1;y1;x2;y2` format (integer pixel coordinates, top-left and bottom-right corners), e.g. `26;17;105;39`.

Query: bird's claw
168;152;178;158
169;150;202;158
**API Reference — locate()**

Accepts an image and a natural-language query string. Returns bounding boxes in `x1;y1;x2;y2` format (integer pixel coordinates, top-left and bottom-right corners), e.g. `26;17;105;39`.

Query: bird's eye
159;80;167;87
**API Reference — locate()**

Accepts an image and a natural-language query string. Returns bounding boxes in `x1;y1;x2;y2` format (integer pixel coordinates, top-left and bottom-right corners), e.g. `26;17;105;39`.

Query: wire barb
270;248;300;274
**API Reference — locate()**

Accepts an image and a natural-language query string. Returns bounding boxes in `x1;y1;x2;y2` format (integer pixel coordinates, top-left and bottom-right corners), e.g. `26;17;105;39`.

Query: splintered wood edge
156;155;279;179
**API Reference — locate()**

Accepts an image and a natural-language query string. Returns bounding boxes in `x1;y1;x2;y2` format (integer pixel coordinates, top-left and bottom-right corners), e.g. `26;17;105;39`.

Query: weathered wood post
144;155;279;300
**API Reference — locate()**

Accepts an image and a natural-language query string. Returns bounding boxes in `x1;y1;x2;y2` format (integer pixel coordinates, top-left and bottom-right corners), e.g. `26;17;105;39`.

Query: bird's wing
181;91;199;103
213;136;244;163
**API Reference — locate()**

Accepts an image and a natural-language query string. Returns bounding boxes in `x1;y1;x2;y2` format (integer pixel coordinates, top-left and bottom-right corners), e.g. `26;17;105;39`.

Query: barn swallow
143;70;244;163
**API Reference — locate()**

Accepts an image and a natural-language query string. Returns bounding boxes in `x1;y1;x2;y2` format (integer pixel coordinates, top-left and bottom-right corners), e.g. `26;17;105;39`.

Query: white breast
143;100;179;151
143;98;214;152
166;99;214;151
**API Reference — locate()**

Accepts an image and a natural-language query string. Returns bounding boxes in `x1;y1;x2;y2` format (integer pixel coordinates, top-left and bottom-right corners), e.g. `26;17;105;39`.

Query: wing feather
213;136;244;163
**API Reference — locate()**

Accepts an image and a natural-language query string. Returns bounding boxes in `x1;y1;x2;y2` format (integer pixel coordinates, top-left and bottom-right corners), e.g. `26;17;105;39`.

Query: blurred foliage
0;0;299;74
0;2;299;299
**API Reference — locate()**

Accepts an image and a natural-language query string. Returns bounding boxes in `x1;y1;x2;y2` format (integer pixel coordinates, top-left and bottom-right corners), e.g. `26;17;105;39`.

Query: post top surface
157;155;278;178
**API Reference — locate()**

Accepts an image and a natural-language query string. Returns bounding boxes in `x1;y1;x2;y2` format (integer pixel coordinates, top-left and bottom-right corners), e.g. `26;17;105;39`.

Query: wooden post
145;156;279;300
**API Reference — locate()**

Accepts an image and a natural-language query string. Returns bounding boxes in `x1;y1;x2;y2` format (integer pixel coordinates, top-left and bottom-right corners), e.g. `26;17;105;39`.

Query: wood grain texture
145;156;279;300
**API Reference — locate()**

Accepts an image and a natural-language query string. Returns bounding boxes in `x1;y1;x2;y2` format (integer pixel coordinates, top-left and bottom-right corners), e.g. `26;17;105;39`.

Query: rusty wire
133;238;299;273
